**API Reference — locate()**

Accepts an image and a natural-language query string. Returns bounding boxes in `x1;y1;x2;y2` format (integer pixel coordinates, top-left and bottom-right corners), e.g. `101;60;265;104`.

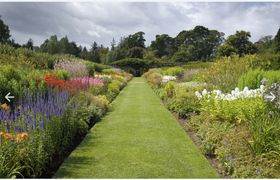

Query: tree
108;32;146;62
172;45;195;63
273;27;280;53
255;35;273;53
217;43;237;57
173;26;224;61
175;30;187;49
40;35;60;54
99;46;109;64
0;16;11;43
111;38;116;50
59;36;70;54
119;31;146;49
9;39;21;48
107;48;127;63
88;41;101;63
68;42;80;56
150;34;176;58
127;47;144;58
40;35;80;56
79;47;90;60
22;38;34;50
218;31;257;57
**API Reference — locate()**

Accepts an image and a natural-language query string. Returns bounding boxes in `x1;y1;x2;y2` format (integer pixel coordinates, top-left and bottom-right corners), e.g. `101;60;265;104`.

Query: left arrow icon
5;92;14;102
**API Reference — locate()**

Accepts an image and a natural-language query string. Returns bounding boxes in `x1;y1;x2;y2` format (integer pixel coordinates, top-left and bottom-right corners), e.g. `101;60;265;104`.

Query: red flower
44;75;65;90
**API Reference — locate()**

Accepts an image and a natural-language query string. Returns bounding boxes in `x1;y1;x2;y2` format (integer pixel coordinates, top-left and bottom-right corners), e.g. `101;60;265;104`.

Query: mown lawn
54;77;218;178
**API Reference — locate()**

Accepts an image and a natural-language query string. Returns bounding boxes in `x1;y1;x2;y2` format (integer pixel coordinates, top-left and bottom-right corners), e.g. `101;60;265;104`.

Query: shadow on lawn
53;155;98;178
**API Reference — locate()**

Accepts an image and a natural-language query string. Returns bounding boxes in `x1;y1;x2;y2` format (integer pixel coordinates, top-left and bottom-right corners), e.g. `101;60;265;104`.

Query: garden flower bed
0;44;132;178
143;55;280;178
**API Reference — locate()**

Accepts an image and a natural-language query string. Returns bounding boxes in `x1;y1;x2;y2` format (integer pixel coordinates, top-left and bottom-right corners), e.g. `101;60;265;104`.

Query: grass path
54;77;219;178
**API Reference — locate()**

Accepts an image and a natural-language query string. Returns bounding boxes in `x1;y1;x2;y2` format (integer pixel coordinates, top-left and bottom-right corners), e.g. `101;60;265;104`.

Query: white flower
213;90;222;95
202;89;208;96
260;85;265;92
195;91;202;99
95;74;112;79
195;85;265;101
162;76;176;83
243;87;249;92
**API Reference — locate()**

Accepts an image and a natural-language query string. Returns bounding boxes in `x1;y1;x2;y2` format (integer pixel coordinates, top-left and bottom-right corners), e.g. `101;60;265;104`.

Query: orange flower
3;133;13;139
18;133;29;139
15;133;30;143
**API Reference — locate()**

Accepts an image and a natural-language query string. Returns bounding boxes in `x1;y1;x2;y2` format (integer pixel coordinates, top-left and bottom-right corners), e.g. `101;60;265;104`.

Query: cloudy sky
0;2;280;48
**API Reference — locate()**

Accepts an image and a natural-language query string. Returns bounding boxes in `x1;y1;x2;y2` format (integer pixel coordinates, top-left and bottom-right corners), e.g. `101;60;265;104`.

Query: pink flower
71;77;104;87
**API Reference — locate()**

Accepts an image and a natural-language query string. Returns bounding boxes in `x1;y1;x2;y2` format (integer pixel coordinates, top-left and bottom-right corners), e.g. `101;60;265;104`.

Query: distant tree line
1;16;280;65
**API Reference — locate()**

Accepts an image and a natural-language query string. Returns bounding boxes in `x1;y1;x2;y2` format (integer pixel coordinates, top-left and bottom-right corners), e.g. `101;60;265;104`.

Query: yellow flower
0;103;9;111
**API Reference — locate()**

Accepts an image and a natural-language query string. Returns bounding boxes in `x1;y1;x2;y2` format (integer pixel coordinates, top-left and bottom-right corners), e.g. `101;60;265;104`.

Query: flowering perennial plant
71;77;104;87
95;73;112;79
54;60;88;77
44;75;104;93
0;90;71;135
44;75;65;89
195;85;266;101
162;76;176;83
0;131;30;143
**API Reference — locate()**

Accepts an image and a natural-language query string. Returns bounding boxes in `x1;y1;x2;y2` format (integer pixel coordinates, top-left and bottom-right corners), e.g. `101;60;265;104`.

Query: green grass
54;77;219;178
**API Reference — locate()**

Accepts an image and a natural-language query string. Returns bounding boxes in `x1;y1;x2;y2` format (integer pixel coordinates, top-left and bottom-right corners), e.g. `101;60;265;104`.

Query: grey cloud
0;2;279;48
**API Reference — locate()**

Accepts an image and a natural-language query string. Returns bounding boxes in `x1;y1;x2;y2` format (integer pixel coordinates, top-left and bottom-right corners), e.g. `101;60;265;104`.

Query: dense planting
0;44;132;178
1;11;280;178
144;54;280;178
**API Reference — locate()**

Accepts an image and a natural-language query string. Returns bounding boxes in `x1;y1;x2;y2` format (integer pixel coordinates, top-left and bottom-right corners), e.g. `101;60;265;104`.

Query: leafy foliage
272;27;280;53
238;68;280;89
217;31;257;57
0;16;11;44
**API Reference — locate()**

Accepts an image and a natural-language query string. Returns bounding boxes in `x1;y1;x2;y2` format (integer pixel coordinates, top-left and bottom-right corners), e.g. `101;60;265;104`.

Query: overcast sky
0;2;280;48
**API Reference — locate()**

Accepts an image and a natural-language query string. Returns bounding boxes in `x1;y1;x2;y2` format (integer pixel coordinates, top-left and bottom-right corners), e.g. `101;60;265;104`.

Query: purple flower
256;170;261;175
1;89;71;135
226;156;231;161
6;121;10;133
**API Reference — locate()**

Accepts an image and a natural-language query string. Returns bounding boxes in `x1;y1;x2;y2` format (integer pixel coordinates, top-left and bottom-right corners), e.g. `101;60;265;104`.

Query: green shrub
106;80;121;101
84;61;95;76
168;83;202;118
53;70;70;80
188;113;231;155
195;55;254;92
93;63;111;72
143;71;162;88
0;144;25;178
162;67;184;76
102;69;114;74
253;53;280;70
238;68;280;89
181;69;202;82
183;61;213;70
200;96;267;124
243;109;280;155
88;85;107;96
162;81;176;98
